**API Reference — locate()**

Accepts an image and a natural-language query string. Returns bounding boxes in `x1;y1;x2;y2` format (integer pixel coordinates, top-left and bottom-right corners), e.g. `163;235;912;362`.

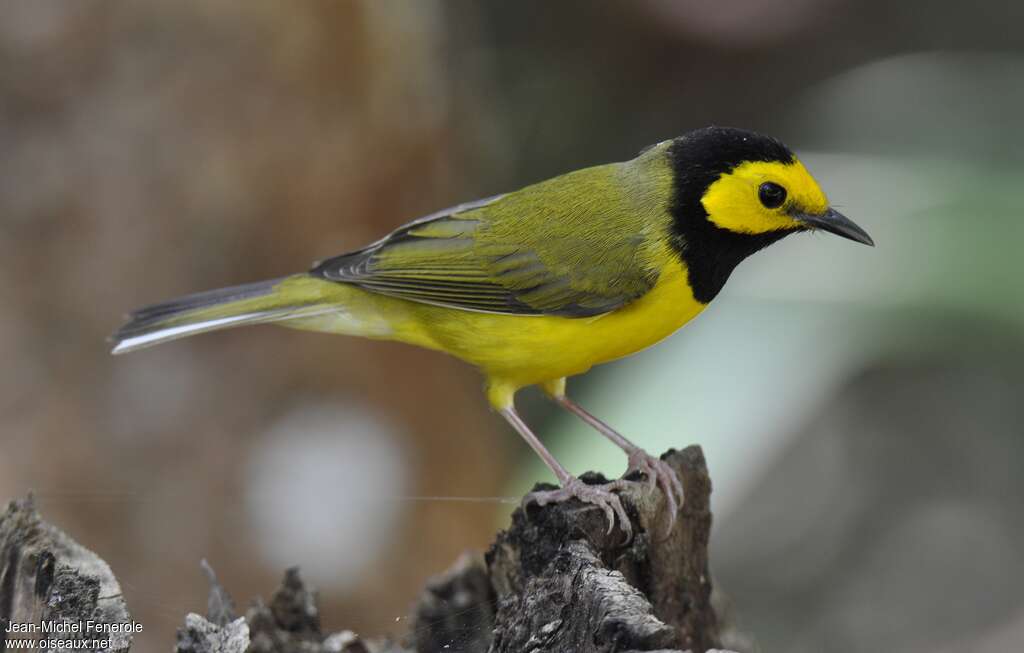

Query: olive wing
312;169;658;317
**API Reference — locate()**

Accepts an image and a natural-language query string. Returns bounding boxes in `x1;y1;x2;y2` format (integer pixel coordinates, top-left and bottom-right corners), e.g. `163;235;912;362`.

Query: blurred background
1;1;1023;651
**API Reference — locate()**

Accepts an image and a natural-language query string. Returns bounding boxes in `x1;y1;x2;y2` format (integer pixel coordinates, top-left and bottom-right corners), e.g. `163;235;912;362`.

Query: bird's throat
669;226;792;303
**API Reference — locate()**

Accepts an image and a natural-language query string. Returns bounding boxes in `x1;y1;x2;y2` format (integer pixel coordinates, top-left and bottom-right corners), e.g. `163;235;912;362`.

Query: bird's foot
625;448;685;534
523;475;632;540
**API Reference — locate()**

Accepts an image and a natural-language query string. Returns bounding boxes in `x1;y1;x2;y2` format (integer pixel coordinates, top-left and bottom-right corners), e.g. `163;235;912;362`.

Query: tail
111;275;333;354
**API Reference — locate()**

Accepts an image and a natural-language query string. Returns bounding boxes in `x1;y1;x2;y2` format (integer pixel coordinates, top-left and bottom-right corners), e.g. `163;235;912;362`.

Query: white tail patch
111;305;352;355
111;312;272;354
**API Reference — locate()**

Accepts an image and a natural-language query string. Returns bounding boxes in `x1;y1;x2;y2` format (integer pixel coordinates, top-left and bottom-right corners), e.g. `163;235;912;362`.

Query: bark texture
4;445;732;653
0;496;134;653
413;445;721;653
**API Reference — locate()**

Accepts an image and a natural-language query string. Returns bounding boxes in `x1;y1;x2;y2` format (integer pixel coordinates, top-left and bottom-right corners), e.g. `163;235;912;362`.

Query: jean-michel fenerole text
5;620;143;634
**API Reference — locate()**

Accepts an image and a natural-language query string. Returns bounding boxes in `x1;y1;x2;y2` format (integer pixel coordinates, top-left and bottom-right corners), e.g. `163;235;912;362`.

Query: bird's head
665;126;873;303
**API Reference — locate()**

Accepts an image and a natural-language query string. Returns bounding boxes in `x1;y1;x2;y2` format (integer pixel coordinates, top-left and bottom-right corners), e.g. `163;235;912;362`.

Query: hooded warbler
112;126;873;537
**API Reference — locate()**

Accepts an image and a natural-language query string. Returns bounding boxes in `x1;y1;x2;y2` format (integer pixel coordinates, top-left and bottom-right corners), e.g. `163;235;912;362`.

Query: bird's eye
758;182;787;209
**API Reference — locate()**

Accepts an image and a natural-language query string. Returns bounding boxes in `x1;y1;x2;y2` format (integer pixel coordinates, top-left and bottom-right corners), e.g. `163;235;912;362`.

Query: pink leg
550;394;685;533
499;407;631;539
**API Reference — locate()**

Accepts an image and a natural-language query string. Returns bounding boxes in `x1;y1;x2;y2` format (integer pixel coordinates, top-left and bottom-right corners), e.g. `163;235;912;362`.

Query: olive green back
313;143;676;317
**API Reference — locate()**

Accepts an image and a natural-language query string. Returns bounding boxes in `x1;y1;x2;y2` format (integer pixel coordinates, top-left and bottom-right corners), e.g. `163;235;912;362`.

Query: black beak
792;208;874;246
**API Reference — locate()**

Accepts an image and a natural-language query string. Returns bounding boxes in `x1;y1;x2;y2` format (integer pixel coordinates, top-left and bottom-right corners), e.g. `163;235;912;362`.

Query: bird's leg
499;407;631;539
546;388;685;531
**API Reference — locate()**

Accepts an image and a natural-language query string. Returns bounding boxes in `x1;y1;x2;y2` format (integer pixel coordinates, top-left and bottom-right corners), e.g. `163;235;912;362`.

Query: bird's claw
524;476;632;541
626;449;685;535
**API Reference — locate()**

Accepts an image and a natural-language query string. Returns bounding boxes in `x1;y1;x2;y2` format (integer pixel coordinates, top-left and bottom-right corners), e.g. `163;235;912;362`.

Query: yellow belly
284;259;705;408
404;260;703;403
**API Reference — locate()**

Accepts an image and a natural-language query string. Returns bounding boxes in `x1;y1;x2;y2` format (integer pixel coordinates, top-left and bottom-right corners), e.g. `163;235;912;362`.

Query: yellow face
700;159;829;235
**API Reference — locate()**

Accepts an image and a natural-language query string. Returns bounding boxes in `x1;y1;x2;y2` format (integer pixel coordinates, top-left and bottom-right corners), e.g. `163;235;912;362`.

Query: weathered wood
0;496;134;653
176;565;391;653
4;445;733;653
413;552;495;653
413;445;722;653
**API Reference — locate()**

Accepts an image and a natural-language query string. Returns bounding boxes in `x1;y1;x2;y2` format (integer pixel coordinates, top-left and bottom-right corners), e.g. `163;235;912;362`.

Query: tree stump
3;445;733;653
414;445;720;653
0;496;134;653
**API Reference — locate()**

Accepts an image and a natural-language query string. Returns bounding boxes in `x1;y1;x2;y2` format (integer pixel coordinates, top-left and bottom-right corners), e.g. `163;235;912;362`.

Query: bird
111;126;873;538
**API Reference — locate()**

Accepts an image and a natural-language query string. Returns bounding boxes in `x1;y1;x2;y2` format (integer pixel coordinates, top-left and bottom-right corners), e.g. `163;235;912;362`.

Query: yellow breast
386;257;704;404
286;253;705;408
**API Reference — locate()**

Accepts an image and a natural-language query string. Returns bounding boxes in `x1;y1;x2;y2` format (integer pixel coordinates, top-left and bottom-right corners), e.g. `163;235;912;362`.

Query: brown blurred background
2;1;1023;652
